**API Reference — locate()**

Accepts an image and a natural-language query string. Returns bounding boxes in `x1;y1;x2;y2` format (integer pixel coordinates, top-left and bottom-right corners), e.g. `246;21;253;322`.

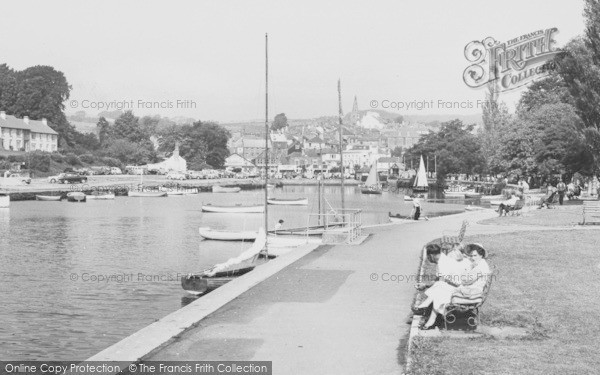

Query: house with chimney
0;111;58;152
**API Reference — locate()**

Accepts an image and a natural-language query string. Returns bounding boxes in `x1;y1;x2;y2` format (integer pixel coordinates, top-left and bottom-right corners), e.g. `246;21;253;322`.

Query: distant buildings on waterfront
225;107;437;177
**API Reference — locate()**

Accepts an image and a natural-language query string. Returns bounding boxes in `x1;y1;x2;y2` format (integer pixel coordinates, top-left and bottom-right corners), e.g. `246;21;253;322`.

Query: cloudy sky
0;0;586;122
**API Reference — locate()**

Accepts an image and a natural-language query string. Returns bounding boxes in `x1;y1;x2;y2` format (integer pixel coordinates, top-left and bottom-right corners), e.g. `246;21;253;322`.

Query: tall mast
338;79;345;213
264;33;269;250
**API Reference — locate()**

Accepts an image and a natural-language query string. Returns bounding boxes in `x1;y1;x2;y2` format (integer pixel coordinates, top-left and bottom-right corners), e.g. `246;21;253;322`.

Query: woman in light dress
416;243;491;330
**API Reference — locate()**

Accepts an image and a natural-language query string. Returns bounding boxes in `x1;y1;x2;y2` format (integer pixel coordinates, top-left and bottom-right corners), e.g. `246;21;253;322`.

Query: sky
0;0;586;122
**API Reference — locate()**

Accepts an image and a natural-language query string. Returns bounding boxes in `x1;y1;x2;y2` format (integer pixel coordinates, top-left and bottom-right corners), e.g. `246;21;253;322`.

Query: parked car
47;174;62;183
166;172;186;180
58;173;88;184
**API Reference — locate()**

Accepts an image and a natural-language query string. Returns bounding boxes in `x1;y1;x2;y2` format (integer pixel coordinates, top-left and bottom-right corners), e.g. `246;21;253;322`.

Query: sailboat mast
337;79;345;213
264;33;269;248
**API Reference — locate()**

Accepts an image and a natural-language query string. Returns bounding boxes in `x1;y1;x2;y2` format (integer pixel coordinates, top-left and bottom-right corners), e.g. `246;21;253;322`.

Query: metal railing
307;208;362;243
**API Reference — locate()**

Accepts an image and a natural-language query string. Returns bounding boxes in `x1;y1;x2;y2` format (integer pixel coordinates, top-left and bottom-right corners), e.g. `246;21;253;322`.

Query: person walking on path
411;197;422;220
557;180;567;205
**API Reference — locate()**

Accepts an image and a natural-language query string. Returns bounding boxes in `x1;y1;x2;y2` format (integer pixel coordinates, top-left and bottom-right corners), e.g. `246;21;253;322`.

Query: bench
443;265;495;329
506;199;525;216
580;201;600;225
441;220;469;251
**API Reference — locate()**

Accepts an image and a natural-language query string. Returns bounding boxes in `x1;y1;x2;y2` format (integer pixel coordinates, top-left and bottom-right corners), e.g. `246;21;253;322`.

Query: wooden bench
507;199;525;216
441;220;469;250
443;265;496;329
580;201;600;225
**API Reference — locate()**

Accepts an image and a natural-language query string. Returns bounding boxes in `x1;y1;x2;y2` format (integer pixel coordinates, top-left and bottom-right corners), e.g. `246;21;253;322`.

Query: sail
414;156;428;188
204;228;267;276
365;163;379;187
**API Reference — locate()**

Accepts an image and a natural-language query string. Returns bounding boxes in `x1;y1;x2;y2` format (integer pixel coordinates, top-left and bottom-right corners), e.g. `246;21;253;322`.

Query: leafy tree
97;117;111;145
112;110;146;143
271;113;288;131
405;120;485;181
391;146;403;157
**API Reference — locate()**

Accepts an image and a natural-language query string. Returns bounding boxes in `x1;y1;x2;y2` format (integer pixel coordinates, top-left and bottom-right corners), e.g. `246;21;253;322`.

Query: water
0;186;469;360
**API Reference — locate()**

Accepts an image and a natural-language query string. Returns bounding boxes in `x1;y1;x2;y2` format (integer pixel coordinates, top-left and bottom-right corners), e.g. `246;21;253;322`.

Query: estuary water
0;185;470;360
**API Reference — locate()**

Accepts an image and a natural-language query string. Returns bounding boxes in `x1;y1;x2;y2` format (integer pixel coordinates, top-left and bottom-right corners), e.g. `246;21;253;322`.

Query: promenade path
144;209;580;374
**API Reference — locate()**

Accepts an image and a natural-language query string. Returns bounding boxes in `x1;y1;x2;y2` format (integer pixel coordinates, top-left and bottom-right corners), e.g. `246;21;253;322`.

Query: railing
307;208;362;243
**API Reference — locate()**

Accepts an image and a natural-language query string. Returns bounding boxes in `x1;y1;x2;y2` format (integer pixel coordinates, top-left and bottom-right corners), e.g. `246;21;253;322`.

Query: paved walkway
143;209;586;374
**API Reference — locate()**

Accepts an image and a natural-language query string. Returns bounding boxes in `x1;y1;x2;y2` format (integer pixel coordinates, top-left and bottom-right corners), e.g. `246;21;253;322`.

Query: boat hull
67;192;86;202
212;186;241;193
198;227;258;241
361;187;382;195
444;191;466;198
86;193;115;200
127;191;167;197
201;204;264;213
36;195;62;201
267;198;308;206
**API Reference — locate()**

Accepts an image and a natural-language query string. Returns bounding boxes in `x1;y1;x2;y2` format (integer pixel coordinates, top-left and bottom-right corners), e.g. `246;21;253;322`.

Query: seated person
539;189;557;209
415;244;491;330
498;193;519;216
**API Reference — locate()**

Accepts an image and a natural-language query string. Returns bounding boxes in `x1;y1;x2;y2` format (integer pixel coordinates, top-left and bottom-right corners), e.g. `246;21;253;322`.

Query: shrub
65;153;82;166
7;155;25;163
100;157;122;168
80;154;96;164
50;153;65;163
29;152;52;172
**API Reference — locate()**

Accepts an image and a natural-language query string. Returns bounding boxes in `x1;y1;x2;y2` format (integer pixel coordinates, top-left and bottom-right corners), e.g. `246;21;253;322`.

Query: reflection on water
0;186;471;360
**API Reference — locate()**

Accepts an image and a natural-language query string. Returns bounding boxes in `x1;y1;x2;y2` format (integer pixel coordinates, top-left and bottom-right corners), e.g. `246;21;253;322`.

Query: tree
271;113;288;131
97;117;111;145
112;111;146;143
391;146;403;157
405;120;485;181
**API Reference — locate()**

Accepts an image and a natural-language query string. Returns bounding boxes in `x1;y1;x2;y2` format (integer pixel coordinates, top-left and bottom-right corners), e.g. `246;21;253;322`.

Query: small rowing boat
67;192;86;202
201;204;264;213
36;195;62;201
198;227;258;241
86;193;115;200
127;191;167;197
212;185;241;193
267;198;308;206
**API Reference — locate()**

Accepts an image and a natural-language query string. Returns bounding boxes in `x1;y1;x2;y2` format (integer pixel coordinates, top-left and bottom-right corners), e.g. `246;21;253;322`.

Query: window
31;133;36;139
32;143;36;149
17;129;22;136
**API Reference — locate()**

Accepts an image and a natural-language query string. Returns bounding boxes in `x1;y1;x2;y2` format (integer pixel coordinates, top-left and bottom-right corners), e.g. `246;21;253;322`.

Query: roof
378;157;401;163
0;113;58;135
270;133;287;143
241;138;270;148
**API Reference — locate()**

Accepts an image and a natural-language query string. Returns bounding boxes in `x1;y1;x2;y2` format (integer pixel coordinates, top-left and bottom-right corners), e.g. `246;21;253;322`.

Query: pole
338;79;345;214
264;33;269;252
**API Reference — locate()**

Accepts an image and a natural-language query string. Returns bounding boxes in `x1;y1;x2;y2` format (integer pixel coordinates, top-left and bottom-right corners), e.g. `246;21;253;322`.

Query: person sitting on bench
539;189;557;209
415;244;491;330
498;192;519;216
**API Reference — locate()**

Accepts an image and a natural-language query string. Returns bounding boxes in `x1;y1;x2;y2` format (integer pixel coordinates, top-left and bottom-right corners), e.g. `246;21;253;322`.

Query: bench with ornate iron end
443;266;495;329
441;220;469;249
580;200;600;225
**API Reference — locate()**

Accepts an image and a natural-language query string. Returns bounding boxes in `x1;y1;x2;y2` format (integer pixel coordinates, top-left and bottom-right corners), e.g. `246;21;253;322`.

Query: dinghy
267;198;308;206
201;204;264;213
212;185;241;193
36;195;62;201
198;227;258;241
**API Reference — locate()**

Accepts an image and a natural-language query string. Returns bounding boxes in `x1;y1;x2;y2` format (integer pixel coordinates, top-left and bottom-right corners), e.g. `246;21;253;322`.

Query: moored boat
36;195;62;201
212;185;241;193
201;204;264;213
360;163;382;195
464;191;482;198
182;228;268;295
0;194;9;208
413;155;429;192
67;192;86;202
198;227;258;241
267;197;308;205
127;190;167;197
85;193;115;200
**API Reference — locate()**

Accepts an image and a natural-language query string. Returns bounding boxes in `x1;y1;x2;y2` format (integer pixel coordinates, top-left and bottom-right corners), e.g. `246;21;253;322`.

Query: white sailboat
413;155;429;192
361;163;382;194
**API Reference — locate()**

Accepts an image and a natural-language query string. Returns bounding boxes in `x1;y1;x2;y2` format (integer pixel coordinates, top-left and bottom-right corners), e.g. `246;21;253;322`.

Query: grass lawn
409;229;600;375
478;204;585;227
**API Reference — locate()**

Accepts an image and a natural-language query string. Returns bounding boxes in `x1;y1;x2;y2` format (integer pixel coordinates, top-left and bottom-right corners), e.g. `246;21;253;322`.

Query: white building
0;111;58;152
147;143;187;172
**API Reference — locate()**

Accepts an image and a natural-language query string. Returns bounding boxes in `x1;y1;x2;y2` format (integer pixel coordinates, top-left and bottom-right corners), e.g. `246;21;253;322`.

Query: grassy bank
479;203;584;227
409;225;600;374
